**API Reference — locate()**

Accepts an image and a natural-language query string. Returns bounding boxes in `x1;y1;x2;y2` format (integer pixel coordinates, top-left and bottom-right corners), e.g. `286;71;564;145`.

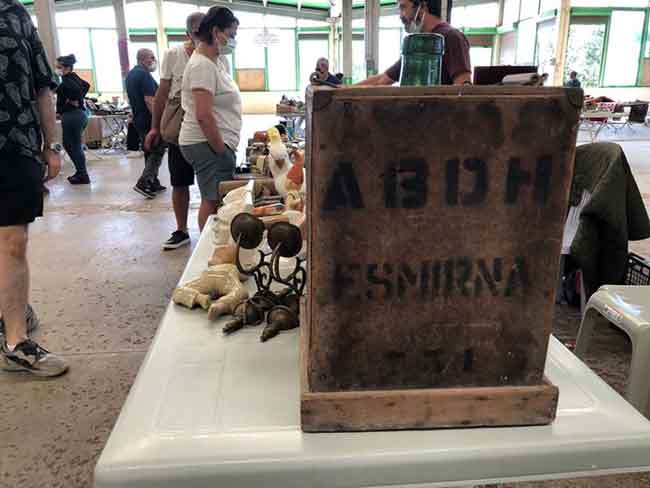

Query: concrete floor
2;117;650;487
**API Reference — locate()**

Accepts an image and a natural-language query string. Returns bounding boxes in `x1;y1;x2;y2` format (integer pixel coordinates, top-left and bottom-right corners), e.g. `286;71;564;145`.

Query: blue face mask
406;5;423;34
220;36;237;55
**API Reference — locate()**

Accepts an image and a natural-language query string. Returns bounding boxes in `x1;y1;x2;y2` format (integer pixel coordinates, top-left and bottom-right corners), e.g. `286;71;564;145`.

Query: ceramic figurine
284;150;306;211
212;193;253;246
172;264;249;320
208;244;237;267
267;127;291;196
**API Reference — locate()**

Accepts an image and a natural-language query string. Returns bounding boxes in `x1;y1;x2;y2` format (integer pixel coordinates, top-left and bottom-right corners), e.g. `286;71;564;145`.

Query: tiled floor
1;116;650;488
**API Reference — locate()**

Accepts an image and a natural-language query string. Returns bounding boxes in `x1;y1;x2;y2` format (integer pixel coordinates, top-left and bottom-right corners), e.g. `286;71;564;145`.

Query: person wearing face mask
179;6;242;232
144;12;205;250
55;54;91;185
358;0;471;86
126;48;167;198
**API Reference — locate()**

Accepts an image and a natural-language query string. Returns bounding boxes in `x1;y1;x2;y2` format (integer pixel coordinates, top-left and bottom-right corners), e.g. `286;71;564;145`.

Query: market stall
95;86;650;487
94;212;650;488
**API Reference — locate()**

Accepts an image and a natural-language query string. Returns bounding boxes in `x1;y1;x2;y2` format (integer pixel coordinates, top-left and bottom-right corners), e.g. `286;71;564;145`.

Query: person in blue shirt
314;58;342;86
565;71;581;88
126;49;167;198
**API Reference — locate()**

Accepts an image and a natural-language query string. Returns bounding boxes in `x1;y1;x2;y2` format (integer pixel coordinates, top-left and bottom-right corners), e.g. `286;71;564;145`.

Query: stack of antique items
173;133;307;342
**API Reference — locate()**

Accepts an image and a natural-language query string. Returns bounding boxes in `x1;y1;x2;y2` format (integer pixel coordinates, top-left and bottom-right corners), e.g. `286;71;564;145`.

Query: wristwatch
47;142;63;154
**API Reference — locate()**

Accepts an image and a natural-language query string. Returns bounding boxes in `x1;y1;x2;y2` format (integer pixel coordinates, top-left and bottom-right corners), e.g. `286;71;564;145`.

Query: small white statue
267;127;291;197
212;183;254;246
172;264;249;321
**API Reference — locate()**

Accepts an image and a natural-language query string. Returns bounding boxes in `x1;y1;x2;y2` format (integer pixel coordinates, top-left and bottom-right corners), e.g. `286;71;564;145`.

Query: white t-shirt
179;52;242;151
219;55;231;75
160;44;190;100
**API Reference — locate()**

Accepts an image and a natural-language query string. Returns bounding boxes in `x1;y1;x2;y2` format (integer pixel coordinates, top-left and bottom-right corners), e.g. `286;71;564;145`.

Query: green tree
564;24;606;87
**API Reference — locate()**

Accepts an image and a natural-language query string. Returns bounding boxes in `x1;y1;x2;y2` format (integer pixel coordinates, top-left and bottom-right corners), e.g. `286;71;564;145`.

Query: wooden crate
302;86;582;432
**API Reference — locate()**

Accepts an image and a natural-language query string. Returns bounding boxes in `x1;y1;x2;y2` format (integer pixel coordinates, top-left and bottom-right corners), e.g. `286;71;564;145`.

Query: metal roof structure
21;0;483;21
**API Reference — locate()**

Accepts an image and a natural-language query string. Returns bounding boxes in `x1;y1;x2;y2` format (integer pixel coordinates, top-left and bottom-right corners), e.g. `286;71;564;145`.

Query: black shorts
168;143;195;187
0;152;44;227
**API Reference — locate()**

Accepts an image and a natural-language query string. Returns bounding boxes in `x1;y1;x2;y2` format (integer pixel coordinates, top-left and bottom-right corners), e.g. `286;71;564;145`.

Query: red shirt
385;22;472;85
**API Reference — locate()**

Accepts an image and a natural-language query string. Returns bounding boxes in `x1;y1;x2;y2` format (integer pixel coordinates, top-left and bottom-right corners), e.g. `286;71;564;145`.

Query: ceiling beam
36;0;330;21
352;5;398;19
200;0;329;20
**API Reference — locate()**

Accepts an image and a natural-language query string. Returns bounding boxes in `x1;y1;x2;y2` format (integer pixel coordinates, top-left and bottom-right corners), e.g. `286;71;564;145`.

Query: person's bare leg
173;186;190;232
0;225;29;347
198;199;218;232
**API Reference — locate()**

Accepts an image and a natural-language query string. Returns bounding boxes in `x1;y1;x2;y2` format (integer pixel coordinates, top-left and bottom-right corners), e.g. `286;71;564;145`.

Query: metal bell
268;222;302;258
222;299;266;335
231;213;265;250
260;294;301;342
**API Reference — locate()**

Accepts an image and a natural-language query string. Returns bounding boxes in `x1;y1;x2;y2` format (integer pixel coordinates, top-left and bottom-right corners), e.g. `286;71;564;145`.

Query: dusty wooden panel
301;381;559;432
304;86;581;399
300;295;310;393
236;69;266;92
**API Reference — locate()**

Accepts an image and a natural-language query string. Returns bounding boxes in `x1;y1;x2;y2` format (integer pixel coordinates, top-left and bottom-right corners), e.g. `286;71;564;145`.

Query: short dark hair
570;71;578;77
197;7;239;44
410;0;441;17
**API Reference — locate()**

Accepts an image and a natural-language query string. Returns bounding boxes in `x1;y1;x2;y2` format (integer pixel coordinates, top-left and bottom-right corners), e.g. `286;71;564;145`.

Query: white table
95;216;650;488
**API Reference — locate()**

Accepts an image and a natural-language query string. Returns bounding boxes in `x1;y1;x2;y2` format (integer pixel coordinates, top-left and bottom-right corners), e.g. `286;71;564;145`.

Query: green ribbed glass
399;33;444;87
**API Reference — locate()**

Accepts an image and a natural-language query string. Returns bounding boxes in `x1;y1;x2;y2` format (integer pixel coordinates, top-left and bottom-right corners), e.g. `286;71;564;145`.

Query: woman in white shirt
179;7;241;231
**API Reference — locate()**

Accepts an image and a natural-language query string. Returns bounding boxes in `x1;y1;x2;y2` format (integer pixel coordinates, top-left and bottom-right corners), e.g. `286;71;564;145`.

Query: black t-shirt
0;0;57;159
56;72;90;114
126;65;158;132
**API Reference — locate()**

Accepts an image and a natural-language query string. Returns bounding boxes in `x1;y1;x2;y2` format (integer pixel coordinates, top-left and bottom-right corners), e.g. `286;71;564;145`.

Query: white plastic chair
575;285;650;417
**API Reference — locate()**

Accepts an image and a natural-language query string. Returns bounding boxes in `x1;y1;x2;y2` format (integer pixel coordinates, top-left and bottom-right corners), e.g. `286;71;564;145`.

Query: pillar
329;17;339;73
342;0;353;84
155;0;168;54
493;0;505;65
441;0;452;23
113;0;130;92
365;0;379;77
553;0;571;86
33;0;60;67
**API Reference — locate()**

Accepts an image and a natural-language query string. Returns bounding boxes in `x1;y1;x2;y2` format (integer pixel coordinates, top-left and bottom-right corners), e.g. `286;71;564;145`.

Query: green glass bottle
399;33;445;87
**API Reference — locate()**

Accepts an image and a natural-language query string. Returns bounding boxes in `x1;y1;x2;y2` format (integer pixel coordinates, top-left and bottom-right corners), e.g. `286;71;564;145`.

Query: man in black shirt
126;48;167;198
0;0;69;377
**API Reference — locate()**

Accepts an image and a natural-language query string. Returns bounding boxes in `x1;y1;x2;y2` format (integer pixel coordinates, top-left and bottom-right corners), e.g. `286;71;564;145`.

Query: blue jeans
62;109;89;176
